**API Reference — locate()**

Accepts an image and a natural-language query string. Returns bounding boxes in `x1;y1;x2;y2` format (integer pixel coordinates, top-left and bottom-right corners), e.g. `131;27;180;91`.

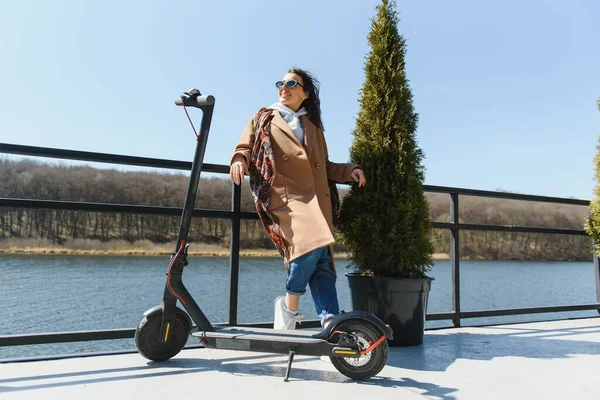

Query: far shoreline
0;248;450;260
0;246;591;262
0;239;451;260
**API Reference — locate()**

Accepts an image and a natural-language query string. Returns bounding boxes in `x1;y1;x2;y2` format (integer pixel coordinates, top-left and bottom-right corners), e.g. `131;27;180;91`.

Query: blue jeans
286;246;339;325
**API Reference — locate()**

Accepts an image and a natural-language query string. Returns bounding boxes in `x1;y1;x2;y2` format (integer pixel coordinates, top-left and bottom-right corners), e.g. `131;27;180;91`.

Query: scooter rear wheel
329;320;388;380
135;310;190;361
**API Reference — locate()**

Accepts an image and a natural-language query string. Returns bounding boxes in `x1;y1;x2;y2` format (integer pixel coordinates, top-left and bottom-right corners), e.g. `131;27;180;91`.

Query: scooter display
135;89;393;381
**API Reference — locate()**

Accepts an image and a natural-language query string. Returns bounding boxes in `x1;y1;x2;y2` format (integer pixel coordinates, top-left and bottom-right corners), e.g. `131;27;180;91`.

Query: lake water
0;254;598;361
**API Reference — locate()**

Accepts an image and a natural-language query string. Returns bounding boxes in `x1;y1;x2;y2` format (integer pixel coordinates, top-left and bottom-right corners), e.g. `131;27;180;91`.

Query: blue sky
1;0;599;200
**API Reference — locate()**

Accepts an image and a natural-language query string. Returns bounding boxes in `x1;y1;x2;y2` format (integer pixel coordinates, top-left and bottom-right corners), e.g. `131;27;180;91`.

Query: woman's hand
230;157;247;185
351;168;366;187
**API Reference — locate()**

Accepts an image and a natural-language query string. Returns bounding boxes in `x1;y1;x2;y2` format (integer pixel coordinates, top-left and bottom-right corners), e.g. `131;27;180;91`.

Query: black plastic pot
346;273;433;347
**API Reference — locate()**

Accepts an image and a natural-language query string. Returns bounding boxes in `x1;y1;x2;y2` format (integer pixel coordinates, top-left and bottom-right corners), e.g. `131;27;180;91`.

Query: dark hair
288;67;324;130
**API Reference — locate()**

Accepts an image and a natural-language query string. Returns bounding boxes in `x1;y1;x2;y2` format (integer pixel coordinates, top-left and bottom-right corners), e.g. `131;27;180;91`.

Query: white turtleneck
269;102;307;145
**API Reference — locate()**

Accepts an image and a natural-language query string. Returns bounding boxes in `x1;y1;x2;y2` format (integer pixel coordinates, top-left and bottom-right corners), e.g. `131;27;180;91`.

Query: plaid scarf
248;108;291;265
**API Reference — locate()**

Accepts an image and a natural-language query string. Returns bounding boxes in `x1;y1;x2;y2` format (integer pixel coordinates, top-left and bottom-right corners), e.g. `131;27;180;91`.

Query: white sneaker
273;296;304;330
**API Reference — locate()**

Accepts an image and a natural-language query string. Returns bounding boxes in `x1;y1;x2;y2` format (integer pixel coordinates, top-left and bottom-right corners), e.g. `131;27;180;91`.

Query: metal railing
1;142;599;349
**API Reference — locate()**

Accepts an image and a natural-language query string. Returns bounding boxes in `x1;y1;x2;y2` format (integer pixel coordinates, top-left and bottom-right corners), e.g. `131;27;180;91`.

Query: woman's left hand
351;168;366;187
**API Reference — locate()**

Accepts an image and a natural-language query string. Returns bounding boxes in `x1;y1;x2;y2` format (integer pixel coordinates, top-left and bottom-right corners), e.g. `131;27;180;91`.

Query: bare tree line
0;159;592;260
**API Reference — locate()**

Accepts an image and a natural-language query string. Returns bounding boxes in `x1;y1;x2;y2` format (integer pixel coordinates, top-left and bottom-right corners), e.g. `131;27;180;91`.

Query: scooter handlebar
175;94;215;107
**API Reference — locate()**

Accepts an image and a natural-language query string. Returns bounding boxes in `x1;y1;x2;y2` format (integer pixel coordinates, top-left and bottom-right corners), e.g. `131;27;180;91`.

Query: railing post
594;253;600;315
228;182;242;325
450;193;461;327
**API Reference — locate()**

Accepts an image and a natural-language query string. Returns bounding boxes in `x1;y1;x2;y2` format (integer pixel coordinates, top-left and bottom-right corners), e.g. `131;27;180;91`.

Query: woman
229;68;366;330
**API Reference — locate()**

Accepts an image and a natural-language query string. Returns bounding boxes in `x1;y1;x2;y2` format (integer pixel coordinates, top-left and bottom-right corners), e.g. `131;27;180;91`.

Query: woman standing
229;68;366;330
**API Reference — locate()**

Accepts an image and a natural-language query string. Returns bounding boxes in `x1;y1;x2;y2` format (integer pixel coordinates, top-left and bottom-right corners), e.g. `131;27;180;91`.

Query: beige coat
230;110;359;274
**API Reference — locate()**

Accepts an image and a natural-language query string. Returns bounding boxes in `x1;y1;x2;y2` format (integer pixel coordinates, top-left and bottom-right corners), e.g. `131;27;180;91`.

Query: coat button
314;162;321;169
325;193;329;198
283;154;289;161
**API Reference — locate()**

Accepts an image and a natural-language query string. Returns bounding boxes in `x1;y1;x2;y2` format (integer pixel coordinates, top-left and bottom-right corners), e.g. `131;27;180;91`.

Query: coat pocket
267;174;288;211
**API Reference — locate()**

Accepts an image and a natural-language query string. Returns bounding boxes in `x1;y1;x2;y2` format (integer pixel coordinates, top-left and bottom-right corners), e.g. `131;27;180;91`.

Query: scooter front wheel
329;320;388;380
135;310;190;361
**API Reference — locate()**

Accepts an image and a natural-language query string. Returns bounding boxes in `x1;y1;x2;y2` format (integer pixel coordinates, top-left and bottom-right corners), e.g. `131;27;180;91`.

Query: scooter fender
312;310;394;340
142;305;193;331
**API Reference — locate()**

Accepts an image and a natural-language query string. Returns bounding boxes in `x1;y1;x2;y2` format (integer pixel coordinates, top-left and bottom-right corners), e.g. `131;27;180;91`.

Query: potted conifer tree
584;99;600;253
337;0;435;346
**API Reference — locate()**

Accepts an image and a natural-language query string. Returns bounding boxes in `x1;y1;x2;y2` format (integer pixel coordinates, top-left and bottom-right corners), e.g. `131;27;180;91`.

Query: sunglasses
275;79;304;90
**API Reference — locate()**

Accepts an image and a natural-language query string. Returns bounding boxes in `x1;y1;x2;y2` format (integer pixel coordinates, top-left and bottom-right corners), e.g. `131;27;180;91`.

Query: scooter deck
192;326;323;343
192;326;344;356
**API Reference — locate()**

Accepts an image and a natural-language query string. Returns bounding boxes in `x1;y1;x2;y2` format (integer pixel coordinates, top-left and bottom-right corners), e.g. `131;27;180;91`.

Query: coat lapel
270;110;316;156
300;115;316;158
270;110;302;148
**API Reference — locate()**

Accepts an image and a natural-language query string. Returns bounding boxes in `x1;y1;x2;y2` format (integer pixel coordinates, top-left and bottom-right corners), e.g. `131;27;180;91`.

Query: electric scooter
135;88;393;381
